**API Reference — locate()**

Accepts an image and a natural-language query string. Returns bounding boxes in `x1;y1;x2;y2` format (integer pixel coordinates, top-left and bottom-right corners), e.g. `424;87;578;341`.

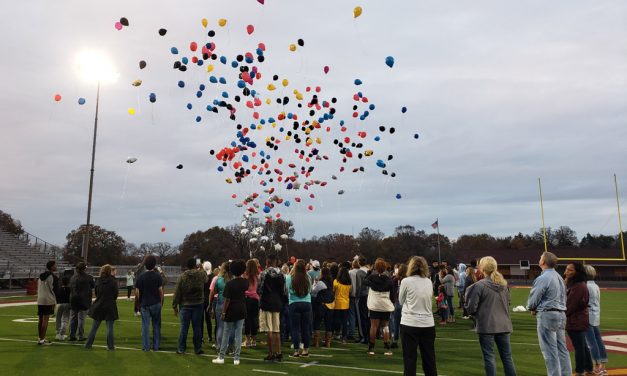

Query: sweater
172;268;207;308
566;281;589;331
399;275;434;327
37;271;57;306
464;278;513;334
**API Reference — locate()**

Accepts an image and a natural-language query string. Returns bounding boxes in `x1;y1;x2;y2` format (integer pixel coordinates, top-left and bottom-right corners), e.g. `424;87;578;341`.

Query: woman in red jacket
564;263;593;376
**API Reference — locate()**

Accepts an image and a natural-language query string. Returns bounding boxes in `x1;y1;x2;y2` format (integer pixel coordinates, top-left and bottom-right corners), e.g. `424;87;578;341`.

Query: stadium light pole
76;51;118;265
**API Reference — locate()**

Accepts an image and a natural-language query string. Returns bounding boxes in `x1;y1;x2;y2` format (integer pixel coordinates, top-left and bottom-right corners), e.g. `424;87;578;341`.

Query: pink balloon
114;22;123;31
246;24;254;35
323;66;329;74
257;0;264;4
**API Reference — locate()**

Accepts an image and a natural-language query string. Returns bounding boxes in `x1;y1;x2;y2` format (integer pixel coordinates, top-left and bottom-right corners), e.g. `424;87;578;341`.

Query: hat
311;260;320;268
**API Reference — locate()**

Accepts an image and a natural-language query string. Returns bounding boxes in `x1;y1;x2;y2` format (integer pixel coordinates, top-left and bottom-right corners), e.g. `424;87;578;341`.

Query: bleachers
0;229;71;279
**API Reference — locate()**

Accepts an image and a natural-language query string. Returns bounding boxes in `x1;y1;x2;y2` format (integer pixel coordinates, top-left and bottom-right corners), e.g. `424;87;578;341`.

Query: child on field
55;276;71;340
436;285;448;325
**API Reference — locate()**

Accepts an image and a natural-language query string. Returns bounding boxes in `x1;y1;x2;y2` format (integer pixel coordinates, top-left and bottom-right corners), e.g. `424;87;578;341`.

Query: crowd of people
35;251;609;376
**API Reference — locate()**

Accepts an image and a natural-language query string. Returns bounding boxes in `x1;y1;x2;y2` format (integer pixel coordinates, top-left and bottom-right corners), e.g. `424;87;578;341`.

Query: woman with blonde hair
85;265;119;350
584;265;608;375
399;256;437;376
465;256;516;376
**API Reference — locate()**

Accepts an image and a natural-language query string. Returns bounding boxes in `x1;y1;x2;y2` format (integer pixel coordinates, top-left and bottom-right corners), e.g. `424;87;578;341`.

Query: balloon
297;39;304;47
274;243;282;251
258;0;265;4
354;79;362;85
139;60;146;69
54;94;62;102
396;193;402;199
78;97;85;105
149;93;156;103
170;47;178;54
414;133;419;139
323;66;329;74
120;17;129;26
201;18;208;28
289;44;296;52
161;227;166;232
218;18;227;27
126;157;137;164
385;56;395;68
190;41;198;51
280;234;288;240
132;79;142;87
401;106;407;113
246;24;254;35
158;28;167;36
128;108;137;115
114;22;123;31
176;164;183;169
178;80;185;88
353;6;362;18
338;190;345;195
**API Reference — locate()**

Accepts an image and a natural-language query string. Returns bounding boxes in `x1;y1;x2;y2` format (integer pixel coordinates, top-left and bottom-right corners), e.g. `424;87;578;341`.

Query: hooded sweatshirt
364;271;395;312
172;268;207;308
257;266;287;312
37;271;58;306
464;278;512;334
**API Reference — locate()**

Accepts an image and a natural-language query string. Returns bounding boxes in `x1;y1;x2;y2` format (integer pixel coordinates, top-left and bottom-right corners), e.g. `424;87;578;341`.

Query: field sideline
1;288;626;376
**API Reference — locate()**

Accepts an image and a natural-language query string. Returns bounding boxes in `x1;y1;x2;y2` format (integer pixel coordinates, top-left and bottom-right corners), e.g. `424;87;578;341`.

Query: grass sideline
0;288;626;376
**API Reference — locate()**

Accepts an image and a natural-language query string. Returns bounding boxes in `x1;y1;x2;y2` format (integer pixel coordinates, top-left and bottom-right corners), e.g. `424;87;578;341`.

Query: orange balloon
54;94;62;102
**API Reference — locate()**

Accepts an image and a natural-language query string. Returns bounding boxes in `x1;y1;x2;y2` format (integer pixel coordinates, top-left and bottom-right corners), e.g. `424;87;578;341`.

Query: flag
431;220;438;229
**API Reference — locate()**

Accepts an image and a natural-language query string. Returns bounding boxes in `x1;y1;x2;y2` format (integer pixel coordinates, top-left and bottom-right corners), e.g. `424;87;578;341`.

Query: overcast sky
1;1;626;247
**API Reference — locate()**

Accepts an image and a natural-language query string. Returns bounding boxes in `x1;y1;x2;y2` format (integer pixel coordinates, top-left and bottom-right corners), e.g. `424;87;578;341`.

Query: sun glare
75;50;119;83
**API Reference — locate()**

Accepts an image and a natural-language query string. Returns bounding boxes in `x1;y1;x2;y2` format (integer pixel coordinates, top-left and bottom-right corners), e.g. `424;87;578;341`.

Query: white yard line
300;361;319;368
252;370;288;375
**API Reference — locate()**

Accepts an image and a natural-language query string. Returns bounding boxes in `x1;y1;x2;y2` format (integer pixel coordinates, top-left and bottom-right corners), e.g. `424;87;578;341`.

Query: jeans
219;319;244;360
536;311;572;376
348;297;359;338
568;329;593;374
215;301;234;350
85;320;114;350
446;295;454;317
69;309;87;339
280;303;290;341
244;297;260;336
289;302;312;350
178;304;203;354
55;303;71;336
127;285;133;299
400;324;437;376
391;301;402;342
333;309;349;338
313;303;333;331
140;303;161;351
358;296;370;342
584;325;608;364
478;333;517;376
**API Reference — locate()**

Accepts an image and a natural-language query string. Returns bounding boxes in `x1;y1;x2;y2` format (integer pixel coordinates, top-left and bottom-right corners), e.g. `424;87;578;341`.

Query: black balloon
158;28;167;36
176;164;183;169
297;38;304;47
120;17;129;26
208;30;215;37
139;60;146;69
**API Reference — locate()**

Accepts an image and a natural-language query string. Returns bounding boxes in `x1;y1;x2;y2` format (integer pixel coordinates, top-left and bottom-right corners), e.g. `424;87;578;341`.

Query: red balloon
54;94;62;102
160;227;166;232
246;25;254;35
190;41;198;51
323;66;329;74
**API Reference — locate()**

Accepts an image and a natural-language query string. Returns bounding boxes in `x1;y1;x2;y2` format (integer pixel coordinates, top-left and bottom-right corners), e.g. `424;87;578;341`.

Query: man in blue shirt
527;251;571;376
135;255;164;351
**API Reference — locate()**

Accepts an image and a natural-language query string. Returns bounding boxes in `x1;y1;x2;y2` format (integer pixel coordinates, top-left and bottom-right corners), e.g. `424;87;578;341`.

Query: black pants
358;296;370;341
244;297;259;336
127;285;133;299
567;329;593;374
203;302;212;341
401;324;437;376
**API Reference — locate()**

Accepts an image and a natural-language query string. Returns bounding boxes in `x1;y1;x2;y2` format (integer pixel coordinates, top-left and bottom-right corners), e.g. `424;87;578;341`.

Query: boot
324;332;332;348
313;331;320;347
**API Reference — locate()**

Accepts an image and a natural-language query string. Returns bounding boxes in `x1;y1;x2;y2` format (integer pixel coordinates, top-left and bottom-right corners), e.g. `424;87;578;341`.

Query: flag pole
538;178;548;252
615;174;626;260
436;218;441;263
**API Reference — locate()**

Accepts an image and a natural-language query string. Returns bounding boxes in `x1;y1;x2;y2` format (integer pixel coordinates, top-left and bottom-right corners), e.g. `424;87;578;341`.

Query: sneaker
233;359;240;366
367;350;375;355
300;351;309;358
439;321;446;325
263;354;275;362
384;350;393;356
55;334;62;340
274;353;283;362
212;357;224;364
37;339;51;346
462;316;470;320
289;352;300;358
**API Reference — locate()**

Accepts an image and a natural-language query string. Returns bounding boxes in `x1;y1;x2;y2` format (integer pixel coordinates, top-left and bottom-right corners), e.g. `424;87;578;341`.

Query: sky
1;0;626;247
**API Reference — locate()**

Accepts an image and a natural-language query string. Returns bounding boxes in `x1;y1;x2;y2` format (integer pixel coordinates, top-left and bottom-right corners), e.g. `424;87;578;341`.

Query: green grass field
0;288;626;376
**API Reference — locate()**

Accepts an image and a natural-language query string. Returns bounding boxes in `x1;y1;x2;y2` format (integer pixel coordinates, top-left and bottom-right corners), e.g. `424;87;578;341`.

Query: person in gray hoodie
465;256;517;376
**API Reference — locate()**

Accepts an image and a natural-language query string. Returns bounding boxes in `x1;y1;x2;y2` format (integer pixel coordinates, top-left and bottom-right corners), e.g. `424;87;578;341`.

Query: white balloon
260;236;269;242
240;229;249;235
274;244;282;251
250;238;257;243
280;234;289;240
240;221;247;228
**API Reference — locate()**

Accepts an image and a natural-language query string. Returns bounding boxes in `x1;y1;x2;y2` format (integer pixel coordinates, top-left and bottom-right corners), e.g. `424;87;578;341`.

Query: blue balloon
178;80;185;88
148;93;156;103
376;160;386;168
182;57;189;65
220;56;227;64
196;91;202;98
206;105;213;111
369;104;375;110
78;97;86;105
199;84;206;91
219;77;226;84
354;79;362;85
395;193;402;199
374;136;381;141
170;47;179;54
285;201;291;207
187;103;193;110
222;91;228;98
263;206;271;213
242;155;249;162
217;166;224;172
385;56;395;68
197;60;204;66
237;80;246;88
209;76;218;83
402;106;407;113
231;61;238;68
195;116;202;122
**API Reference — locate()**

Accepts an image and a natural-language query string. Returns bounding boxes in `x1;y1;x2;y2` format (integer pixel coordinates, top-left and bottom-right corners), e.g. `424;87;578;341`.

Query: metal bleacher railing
0;229;69;280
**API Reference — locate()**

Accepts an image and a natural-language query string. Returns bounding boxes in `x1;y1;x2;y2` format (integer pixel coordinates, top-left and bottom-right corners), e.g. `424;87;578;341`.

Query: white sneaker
55;334;62;340
212;357;224;364
233;360;240;366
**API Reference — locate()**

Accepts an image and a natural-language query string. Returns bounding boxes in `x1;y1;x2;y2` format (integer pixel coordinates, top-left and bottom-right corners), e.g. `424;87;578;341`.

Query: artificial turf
0;288;626;375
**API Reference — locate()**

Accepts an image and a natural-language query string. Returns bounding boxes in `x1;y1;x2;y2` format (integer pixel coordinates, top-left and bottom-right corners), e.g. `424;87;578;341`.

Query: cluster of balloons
115;17;129;31
107;10;417;225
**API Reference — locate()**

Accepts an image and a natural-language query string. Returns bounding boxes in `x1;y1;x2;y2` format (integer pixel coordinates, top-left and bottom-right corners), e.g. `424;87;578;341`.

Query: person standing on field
37;260;58;345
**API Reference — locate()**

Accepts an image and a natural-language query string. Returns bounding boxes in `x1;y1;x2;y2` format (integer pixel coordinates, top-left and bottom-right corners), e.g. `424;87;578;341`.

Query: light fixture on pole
75;50;118;265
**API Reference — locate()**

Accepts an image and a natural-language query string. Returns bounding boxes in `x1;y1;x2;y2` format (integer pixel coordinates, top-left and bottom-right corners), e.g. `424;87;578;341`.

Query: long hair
246;259;259;284
396;263;408;281
466;266;477;283
479;257;507;286
406;256;429;278
99;264;113;278
320;267;333;288
566;263;587;287
374;258;387;274
336;266;351;285
290;259;310;297
218;261;232;282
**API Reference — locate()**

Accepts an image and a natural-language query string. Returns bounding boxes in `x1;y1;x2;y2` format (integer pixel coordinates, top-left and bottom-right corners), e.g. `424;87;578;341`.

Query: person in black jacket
55;276;71;340
69;262;94;341
85;265;119;350
257;253;287;362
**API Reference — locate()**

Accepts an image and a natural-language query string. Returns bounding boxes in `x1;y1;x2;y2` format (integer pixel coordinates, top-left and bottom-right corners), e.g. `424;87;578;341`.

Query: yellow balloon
353;6;362;18
289;44;296;52
206;64;214;73
218;18;227;27
271;122;277;128
225;178;232;184
257;125;263;130
201;18;208;28
306;138;313;146
285;135;292;141
316;137;322;144
267;84;276;91
365;150;373;156
132;79;142;87
128;108;135;115
265;98;271;105
281;79;289;87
